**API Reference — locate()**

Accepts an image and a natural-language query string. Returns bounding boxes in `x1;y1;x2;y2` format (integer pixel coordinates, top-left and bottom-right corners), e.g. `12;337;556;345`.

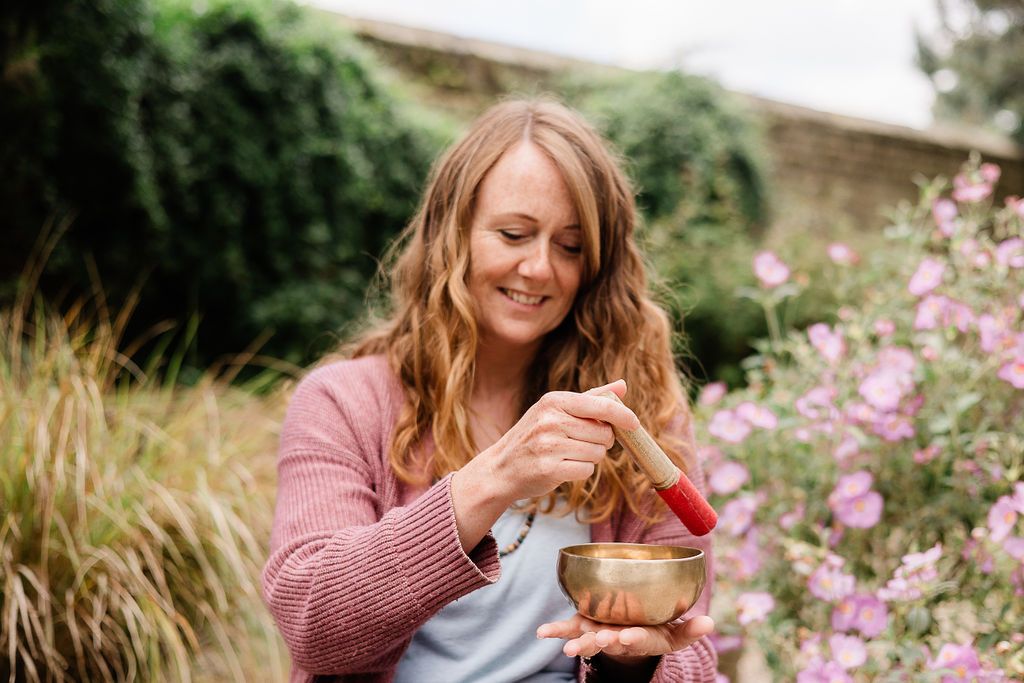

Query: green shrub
1;0;436;368
699;160;1024;679
566;71;771;384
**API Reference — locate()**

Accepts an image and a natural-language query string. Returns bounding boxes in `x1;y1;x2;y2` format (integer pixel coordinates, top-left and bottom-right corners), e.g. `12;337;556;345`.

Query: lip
499;287;548;307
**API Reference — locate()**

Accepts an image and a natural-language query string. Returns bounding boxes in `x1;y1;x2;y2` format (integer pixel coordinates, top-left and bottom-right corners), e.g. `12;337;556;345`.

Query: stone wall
321;11;1024;233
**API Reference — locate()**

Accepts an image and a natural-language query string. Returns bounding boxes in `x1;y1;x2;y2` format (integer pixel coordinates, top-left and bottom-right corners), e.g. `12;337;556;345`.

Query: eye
499;229;527;242
559;243;582;255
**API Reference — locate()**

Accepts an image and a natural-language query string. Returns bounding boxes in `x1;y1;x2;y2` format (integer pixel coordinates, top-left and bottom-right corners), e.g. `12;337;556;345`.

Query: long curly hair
343;98;693;522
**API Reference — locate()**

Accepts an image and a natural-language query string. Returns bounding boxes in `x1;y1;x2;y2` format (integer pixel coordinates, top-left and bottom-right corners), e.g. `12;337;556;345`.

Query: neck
473;338;539;404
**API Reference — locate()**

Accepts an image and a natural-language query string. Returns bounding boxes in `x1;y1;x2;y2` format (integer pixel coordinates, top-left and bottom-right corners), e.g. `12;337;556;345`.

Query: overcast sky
308;0;945;130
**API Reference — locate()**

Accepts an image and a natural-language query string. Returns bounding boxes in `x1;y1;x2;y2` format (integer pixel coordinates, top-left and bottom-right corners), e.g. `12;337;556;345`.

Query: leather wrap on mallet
601;392;718;536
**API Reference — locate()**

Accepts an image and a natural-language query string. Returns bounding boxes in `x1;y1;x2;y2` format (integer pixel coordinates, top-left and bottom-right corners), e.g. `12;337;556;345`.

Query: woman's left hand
536;613;714;659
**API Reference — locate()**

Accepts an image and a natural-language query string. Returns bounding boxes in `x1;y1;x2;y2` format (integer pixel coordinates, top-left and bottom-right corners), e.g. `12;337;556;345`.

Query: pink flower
872;413;915;441
753;251;790;288
996;238;1024;268
827;243;859;266
834;492;883;529
858;372;904;412
1007;195;1024;219
915;294;949;330
989;496;1019;542
903;543;943;571
831;593;888;638
980;162;1001;183
720;496;758;536
944;300;976;332
1004;537;1024;561
732;529;763;580
831;595;858;632
808;323;845;364
698;381;727;406
908;258;946;296
953;172;994;203
873;318;895;337
808;562;855;602
833;434;859;463
914;445;941;464
735;401;778;429
978;313;1010;353
798;660;853;683
843;401;878;424
796;385;837;420
709;461;750;495
928;643;981;681
932;198;958;235
879;544;942;601
779;503;805;531
708;409;753;443
852;595;888;637
831;471;873;501
829;634;866;669
736;591;775;625
998;357;1024;389
876;346;917;374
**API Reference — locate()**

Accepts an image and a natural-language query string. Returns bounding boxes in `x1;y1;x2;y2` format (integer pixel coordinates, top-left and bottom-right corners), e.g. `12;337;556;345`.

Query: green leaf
954;392;982;414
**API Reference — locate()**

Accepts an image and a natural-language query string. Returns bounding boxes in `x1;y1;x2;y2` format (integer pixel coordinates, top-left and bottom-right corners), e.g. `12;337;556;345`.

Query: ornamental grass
0;282;289;681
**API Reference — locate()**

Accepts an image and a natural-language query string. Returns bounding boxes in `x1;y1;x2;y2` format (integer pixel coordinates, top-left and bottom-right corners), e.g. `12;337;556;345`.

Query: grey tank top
394;503;590;683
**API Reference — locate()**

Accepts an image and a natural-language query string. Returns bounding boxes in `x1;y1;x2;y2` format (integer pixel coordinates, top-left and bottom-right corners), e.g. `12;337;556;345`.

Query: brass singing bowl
556;543;706;626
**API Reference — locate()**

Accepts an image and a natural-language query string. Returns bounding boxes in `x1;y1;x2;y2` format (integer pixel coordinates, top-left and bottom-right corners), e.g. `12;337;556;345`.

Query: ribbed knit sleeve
584;409;718;683
261;360;501;677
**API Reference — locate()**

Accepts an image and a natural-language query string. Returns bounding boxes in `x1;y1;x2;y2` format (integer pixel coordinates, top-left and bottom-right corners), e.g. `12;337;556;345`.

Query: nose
518;240;554;282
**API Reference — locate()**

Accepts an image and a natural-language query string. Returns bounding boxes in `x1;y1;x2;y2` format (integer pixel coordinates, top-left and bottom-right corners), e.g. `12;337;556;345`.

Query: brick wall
321;11;1024;233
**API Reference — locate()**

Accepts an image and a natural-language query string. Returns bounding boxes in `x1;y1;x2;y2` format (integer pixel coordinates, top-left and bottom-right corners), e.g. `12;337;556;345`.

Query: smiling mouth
500;288;546;306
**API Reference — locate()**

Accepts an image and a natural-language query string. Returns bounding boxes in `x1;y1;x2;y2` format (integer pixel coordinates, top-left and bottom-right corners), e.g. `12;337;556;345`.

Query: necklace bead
498;511;537;558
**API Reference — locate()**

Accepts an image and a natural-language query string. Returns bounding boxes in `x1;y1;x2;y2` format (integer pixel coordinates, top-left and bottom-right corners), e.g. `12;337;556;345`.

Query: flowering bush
700;158;1024;681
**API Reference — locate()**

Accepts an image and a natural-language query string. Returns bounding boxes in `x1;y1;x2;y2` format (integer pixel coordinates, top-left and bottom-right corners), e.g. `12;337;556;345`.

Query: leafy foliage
568;71;771;384
700;159;1024;679
1;0;436;368
917;0;1024;143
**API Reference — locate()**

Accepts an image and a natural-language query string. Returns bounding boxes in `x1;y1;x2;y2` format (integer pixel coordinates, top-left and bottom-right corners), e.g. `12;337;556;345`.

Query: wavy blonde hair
344;98;693;522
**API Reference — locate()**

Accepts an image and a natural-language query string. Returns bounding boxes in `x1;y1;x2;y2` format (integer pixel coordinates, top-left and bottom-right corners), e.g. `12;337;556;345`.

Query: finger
562;441;609;465
562;418;616;448
584;379;627;399
594;629;621;649
618;627;650;648
565;632;601;658
537;618;584;639
560;459;596;482
669;616;715;650
558;392;640;431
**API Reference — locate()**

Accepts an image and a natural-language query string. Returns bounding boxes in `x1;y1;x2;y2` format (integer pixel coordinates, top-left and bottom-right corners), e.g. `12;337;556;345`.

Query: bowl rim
558;542;705;563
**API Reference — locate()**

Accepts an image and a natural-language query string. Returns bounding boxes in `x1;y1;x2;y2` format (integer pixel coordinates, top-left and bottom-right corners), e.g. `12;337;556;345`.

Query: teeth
503;289;544;305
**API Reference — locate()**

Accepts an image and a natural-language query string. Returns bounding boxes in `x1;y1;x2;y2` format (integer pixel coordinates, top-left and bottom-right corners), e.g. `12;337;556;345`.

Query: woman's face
468;141;584;355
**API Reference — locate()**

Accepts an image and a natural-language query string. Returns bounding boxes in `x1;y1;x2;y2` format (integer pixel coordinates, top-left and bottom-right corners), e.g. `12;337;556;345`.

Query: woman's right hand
482;379;640;502
450;380;640;553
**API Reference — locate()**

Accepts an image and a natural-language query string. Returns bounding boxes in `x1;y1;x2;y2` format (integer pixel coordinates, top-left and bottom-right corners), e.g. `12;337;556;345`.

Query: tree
917;0;1024;143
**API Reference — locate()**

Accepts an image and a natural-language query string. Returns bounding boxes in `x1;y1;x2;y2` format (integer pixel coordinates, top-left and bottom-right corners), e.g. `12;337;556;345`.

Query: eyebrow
493;212;580;230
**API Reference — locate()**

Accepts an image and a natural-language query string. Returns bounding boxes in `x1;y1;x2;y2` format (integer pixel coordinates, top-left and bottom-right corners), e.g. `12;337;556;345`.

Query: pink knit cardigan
262;355;717;682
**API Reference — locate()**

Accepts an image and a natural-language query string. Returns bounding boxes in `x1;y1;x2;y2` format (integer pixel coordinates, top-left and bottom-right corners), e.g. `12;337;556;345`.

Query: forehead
474;142;579;226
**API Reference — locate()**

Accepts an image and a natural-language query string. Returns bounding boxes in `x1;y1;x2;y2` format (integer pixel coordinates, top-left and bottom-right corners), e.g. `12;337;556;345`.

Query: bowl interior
560;543;703;562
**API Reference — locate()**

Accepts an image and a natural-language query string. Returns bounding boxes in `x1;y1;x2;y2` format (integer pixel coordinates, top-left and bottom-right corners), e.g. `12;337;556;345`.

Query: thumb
585;379;627;399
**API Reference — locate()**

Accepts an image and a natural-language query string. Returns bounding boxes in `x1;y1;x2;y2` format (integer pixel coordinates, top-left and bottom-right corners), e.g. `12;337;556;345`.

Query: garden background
2;0;1023;680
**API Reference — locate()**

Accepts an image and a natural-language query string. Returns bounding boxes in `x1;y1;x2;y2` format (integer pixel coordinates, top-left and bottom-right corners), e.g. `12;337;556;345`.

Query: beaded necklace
498;510;537;558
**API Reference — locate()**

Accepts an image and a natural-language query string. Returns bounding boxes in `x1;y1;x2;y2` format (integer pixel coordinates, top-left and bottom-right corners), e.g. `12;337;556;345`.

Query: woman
262;99;717;682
